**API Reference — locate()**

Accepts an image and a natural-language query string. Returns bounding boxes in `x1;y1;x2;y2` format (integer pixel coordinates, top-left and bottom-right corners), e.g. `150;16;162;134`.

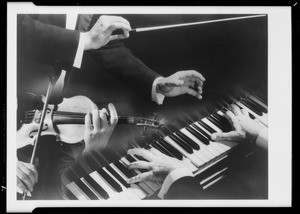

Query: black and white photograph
6;3;292;212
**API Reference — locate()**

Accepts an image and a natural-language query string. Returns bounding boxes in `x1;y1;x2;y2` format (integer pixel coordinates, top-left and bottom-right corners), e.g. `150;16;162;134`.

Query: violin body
17;92;160;149
17;93;98;149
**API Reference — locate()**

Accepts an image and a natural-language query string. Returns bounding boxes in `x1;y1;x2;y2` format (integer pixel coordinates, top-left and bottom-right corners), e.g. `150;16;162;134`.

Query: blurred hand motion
156;70;205;100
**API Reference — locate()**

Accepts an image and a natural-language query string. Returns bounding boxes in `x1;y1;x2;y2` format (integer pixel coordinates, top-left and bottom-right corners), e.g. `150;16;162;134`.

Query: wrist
83;32;92;50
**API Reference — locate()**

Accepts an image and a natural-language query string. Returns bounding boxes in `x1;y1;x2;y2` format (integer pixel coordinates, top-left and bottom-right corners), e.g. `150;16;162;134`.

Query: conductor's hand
17;161;38;195
83;103;118;155
156;70;205;100
211;104;263;142
126;148;193;185
83;15;131;50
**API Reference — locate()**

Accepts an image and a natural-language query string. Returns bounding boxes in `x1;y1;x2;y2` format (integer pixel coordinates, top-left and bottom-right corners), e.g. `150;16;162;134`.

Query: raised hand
83;15;131;50
156;70;205;100
126;148;193;185
83;103;118;154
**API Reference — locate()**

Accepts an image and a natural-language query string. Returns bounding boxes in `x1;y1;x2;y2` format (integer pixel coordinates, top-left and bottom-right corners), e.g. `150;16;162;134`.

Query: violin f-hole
29;124;49;138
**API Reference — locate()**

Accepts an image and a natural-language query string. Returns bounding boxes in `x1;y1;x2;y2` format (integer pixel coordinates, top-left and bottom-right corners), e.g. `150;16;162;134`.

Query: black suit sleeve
164;176;207;199
88;41;161;100
17;14;80;69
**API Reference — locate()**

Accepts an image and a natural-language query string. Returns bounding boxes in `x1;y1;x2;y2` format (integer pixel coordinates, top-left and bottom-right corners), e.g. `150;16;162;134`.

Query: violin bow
22;75;56;200
130;14;266;33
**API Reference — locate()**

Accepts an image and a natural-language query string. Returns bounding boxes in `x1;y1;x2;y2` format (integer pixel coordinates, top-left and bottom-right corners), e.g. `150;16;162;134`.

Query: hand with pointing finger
156;70;205;100
83;103;118;155
211;104;264;143
126;147;193;185
83;15;131;50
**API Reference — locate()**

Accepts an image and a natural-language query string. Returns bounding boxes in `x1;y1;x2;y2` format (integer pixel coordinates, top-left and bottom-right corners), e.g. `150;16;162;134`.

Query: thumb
211;131;239;141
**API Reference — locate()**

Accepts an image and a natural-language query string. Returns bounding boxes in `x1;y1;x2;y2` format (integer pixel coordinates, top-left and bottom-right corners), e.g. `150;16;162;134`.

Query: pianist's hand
156;70;205;100
83;15;131;50
126;148;193;185
83;103;118;155
17;161;38;194
211;104;263;142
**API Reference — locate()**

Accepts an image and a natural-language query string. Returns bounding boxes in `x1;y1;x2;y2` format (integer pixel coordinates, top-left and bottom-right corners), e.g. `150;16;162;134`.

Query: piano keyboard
61;89;268;200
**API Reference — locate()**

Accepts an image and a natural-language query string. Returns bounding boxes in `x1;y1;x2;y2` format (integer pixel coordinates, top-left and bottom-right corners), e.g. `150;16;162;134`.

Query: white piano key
90;171;128;200
66;182;90;200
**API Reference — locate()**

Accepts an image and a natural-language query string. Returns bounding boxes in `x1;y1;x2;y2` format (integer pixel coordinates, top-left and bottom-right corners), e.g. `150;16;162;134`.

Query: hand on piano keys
211;104;264;143
62;89;268;200
126;148;193;185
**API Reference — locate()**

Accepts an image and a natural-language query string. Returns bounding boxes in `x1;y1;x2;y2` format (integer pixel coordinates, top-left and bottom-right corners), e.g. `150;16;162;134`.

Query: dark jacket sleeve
164;176;207;199
17;14;80;69
88;41;161;100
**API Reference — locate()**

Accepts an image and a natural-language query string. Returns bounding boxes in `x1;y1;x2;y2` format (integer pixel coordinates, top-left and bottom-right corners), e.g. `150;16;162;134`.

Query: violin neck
53;111;136;125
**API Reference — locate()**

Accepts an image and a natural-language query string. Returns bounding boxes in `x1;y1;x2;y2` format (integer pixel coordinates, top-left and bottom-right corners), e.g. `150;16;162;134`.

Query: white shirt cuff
157;167;193;199
255;127;268;150
152;77;165;105
73;32;85;69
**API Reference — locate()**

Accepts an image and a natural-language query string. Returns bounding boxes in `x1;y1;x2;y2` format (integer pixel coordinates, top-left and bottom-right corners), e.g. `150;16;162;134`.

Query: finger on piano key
121;157;161;193
180;128;222;159
110;163;155;197
193;123;230;154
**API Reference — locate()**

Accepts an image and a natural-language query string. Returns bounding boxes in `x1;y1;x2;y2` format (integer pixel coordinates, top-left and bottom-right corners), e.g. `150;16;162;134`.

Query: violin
17;92;160;149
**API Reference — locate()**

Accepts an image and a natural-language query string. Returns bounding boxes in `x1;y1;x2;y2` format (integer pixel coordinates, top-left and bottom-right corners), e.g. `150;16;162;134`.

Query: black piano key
105;165;131;188
245;97;267;113
211;113;232;132
74;178;99;200
206;116;225;131
63;186;78;200
241;98;263;115
83;174;110;199
174;131;200;150
186;126;209;145
191;123;211;140
126;154;137;163
169;134;194;154
134;155;149;162
239;99;262;116
253;93;267;106
197;120;216;134
155;140;180;159
97;168;123;193
128;155;149;173
158;139;183;160
234;103;257;119
152;141;176;158
248;96;268;112
114;161;136;179
189;124;210;145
